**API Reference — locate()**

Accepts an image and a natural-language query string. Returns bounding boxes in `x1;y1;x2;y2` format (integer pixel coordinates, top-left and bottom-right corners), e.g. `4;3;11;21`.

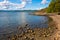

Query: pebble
25;24;28;26
19;35;22;37
24;36;28;39
26;27;30;30
12;37;15;40
30;37;34;40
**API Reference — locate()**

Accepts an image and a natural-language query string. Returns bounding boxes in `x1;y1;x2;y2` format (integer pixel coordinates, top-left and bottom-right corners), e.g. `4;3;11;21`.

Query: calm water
0;11;48;34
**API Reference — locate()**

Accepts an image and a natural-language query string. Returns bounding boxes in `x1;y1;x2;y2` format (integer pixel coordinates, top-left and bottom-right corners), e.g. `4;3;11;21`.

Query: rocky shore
0;21;58;40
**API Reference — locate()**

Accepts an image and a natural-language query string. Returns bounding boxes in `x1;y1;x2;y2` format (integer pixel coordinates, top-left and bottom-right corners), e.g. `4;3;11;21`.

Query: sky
0;0;51;10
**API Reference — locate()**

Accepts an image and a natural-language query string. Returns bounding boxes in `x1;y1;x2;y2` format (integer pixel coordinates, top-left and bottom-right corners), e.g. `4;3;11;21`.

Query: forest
47;0;60;13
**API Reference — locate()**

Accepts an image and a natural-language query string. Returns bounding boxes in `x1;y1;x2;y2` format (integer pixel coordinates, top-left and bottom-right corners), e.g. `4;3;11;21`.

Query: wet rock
25;30;29;33
14;35;17;39
0;24;56;40
8;36;10;38
26;27;31;30
25;24;28;26
18;27;23;30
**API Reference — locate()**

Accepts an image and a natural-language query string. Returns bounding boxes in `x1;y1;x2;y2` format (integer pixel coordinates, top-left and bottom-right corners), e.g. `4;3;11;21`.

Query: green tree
55;0;60;12
47;0;60;13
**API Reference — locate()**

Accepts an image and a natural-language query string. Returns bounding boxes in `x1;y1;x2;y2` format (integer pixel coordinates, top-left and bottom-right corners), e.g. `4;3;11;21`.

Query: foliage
47;0;60;13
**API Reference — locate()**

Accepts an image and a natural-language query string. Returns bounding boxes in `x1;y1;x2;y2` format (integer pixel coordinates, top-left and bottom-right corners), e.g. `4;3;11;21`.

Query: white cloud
41;0;47;4
0;0;32;10
20;0;32;3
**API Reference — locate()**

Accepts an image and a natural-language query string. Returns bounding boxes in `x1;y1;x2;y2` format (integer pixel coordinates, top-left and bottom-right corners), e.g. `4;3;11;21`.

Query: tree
55;0;60;12
47;0;60;13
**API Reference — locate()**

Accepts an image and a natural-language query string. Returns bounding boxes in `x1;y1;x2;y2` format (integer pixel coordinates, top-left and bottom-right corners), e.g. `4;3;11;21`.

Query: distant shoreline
0;10;37;12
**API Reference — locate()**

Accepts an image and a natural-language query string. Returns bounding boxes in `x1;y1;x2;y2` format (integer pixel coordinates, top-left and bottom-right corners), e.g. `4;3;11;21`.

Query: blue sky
0;0;51;10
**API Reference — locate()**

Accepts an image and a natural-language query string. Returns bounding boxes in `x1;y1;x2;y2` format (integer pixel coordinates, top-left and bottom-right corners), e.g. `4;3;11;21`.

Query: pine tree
47;0;60;13
55;0;60;12
47;0;56;13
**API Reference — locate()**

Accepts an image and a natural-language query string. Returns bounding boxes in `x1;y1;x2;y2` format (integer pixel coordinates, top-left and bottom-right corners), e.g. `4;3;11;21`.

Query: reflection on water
0;12;48;34
17;12;26;24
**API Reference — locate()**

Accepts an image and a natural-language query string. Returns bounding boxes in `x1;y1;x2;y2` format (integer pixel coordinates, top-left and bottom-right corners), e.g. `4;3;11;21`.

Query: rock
18;35;22;38
24;36;30;40
25;30;28;33
32;33;35;35
8;36;10;38
56;27;58;29
45;35;47;37
12;37;15;40
18;27;23;30
26;27;30;30
8;36;11;40
28;29;34;33
30;37;34;40
43;35;45;37
46;34;50;37
24;36;27;39
25;24;28;26
43;35;47;37
48;27;51;30
14;35;17;39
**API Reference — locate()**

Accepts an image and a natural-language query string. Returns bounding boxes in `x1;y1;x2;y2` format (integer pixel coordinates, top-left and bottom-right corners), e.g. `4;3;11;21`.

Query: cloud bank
0;0;48;10
0;0;32;10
